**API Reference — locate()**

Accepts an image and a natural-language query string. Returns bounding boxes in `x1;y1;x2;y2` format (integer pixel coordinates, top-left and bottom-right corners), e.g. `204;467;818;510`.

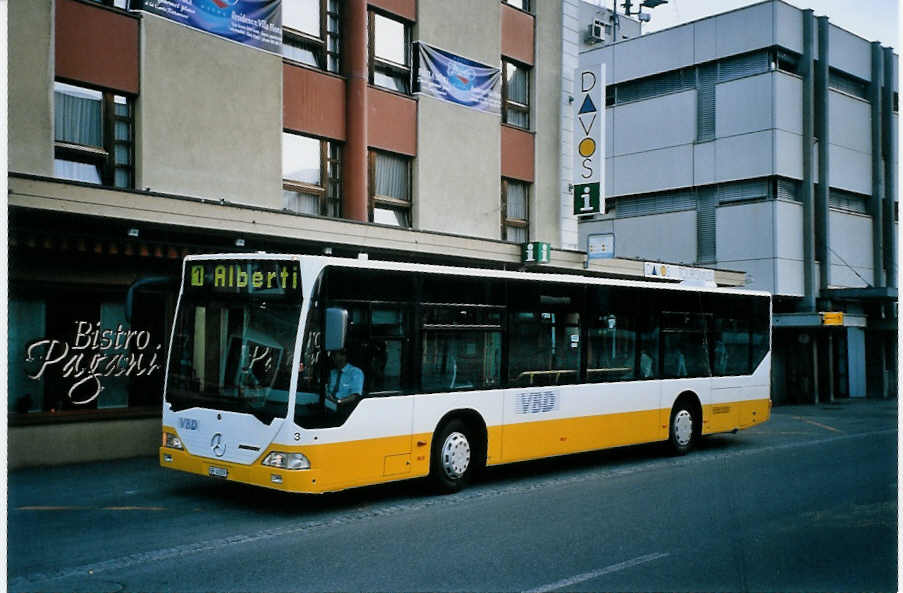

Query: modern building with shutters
576;0;898;404
7;0;748;467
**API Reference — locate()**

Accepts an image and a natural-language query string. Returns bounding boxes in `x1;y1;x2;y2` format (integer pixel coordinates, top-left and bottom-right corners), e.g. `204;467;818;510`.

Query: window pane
422;331;501;391
710;317;750;376
505;225;527;243
374;68;409;93
374;14;406;65
505;0;530;10
662;312;711;378
114;168;130;188
284;0;320;37
283;189;320;215
283;36;324;69
508;311;581;386
505;108;529;128
373;207;410;227
283;133;321;185
114;120;130;142
587;315;637;382
506;182;527;219
373;152;410;200
506;63;528;104
54;82;103;147
54;158;102;184
113;144;131;165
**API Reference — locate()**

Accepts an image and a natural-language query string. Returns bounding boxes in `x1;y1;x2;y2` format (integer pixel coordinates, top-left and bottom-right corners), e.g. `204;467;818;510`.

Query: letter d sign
191;266;204;286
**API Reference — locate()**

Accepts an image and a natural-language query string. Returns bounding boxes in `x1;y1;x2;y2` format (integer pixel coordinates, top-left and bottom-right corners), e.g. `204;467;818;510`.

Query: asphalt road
8;399;898;592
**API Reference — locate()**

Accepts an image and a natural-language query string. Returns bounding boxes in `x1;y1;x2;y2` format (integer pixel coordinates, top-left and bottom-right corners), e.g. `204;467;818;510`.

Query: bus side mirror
324;307;348;351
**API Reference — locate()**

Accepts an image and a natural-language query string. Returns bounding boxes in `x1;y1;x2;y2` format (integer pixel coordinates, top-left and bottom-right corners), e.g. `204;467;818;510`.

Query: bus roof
182;253;771;299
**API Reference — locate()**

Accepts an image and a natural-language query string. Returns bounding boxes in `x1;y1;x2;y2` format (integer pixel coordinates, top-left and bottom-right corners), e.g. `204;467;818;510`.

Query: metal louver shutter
719;179;769;204
718;51;770;82
777;178;801;202
616;190;696;219
697;64;716;142
829;188;869;213
697;187;716;263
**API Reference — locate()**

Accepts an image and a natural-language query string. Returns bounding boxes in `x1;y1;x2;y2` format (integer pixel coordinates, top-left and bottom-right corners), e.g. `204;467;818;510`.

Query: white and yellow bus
160;254;771;493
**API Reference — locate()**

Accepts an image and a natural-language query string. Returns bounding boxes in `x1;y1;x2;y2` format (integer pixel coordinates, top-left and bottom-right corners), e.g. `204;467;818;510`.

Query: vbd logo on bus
179;417;199;431
516;390;560;415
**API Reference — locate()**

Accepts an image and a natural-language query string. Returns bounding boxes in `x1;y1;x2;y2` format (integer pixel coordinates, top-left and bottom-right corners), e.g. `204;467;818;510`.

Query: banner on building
133;0;282;54
572;62;605;216
413;42;501;115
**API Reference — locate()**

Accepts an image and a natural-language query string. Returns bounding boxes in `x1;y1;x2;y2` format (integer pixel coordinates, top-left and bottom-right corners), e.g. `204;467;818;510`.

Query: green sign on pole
522;242;551;264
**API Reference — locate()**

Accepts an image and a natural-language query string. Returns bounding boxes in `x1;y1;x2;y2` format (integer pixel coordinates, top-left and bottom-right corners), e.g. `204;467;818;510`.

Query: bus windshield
165;260;302;424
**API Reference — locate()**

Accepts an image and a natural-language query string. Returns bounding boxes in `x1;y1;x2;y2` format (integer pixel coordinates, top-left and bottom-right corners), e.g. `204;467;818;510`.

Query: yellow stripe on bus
160;398;770;494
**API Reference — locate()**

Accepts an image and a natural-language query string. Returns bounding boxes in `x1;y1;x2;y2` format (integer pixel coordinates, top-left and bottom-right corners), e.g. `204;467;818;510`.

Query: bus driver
325;349;365;412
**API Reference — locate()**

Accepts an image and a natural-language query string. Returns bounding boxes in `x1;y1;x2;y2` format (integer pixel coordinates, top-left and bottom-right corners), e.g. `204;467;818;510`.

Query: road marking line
9;427;895;589
16;506;91;511
523;553;670;593
792;416;844;433
15;506;165;511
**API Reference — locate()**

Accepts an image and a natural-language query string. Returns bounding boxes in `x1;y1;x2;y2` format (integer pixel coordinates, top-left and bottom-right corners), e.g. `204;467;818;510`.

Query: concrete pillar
882;47;896;288
815;16;830;291
870;42;885;288
826;330;834;403
343;0;369;222
801;10;816;311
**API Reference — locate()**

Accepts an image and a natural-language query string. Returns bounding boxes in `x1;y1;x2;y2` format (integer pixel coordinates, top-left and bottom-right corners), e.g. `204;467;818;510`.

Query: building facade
8;0;748;468
577;0;898;404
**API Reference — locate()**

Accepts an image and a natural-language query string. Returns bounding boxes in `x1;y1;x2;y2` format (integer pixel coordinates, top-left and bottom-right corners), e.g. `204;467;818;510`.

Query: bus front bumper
159;447;326;493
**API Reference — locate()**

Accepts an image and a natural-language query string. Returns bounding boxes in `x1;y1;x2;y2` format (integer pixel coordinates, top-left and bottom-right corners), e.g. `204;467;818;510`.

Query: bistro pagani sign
25;322;162;405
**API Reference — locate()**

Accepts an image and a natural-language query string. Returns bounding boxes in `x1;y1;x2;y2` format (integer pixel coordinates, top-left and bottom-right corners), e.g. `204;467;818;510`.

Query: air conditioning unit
584;19;610;45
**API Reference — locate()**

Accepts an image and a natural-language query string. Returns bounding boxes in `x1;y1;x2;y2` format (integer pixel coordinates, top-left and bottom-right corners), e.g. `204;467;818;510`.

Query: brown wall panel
501;3;534;66
368;87;417;156
368;0;416;21
283;64;346;141
501;124;534;182
55;0;139;93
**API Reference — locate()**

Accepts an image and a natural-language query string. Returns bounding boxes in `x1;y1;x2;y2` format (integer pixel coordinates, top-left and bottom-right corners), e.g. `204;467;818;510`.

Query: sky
586;0;900;48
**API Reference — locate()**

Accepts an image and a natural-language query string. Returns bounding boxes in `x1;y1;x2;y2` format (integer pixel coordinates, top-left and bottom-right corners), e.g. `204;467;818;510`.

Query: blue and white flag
414;42;501;115
134;0;282;54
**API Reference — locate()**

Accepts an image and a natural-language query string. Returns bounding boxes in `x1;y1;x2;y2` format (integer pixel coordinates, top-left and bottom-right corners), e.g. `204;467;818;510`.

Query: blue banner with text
414;42;501;115
135;0;281;54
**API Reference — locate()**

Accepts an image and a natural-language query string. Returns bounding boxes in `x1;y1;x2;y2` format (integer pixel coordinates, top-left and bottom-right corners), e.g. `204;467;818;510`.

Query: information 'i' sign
572;63;606;216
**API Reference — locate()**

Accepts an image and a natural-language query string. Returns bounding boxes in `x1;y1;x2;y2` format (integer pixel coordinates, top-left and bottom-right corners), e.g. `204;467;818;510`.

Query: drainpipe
870;42;885;288
344;0;369;222
815;16;830;292
801;10;816;311
882;47;896;288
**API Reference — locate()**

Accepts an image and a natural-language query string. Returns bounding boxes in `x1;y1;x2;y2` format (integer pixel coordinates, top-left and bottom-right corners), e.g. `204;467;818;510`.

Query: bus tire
429;419;476;494
669;403;696;455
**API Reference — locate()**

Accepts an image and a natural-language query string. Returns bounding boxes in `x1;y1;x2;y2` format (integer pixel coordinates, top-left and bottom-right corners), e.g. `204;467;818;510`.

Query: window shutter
697;187;716;263
697;64;716;142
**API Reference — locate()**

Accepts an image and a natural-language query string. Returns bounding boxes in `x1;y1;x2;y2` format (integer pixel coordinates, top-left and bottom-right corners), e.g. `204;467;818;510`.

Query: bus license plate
209;466;228;479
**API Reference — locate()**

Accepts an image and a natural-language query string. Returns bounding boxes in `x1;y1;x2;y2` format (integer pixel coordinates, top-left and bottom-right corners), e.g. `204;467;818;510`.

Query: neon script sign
25;322;162;405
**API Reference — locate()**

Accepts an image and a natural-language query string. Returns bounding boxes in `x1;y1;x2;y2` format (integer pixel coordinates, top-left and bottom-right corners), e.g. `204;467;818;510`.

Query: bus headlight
262;451;310;470
163;432;184;450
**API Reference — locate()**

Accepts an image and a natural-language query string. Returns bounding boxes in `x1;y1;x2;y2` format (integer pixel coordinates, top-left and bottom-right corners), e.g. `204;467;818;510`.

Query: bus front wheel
669;404;696;455
430;419;475;493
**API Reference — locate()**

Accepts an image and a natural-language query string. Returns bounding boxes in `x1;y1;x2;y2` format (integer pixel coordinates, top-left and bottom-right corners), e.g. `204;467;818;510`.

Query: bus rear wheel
430;419;476;493
669;404;696;455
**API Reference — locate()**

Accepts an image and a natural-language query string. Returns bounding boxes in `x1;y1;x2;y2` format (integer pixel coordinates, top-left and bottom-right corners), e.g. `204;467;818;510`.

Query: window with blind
283;0;342;74
370;150;412;227
370;11;411;93
503;60;531;129
54;81;133;189
282;132;342;217
502;178;529;243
